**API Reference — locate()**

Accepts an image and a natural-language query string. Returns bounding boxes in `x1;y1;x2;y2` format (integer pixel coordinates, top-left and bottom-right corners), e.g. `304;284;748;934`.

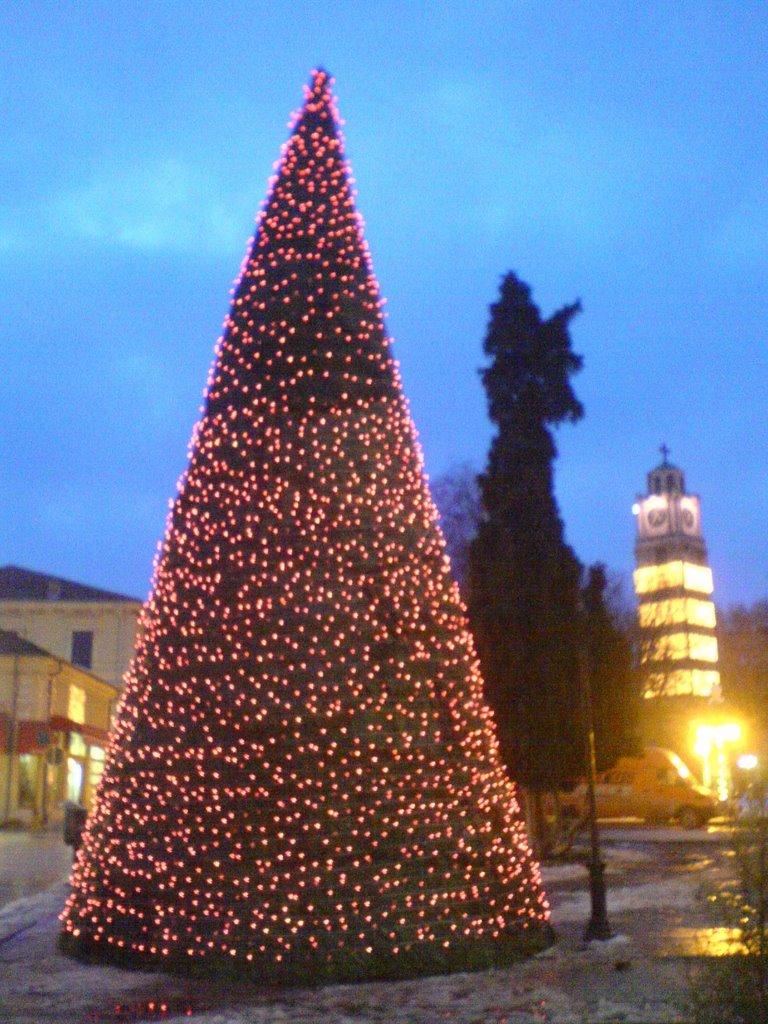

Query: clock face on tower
638;497;671;538
679;497;700;536
648;508;668;529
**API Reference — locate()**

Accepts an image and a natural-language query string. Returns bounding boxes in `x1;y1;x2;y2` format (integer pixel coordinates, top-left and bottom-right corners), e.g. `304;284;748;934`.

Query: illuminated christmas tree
60;70;550;983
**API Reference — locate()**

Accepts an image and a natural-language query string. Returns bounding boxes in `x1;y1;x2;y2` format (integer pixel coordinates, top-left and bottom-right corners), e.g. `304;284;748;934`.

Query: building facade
0;566;142;690
0;630;120;825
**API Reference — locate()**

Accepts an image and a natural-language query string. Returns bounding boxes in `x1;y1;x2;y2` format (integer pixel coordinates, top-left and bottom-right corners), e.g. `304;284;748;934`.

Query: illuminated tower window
632;448;720;699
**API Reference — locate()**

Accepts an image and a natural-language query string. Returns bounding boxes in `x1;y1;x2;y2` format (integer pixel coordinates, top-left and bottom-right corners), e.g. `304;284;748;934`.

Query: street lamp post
580;646;612;941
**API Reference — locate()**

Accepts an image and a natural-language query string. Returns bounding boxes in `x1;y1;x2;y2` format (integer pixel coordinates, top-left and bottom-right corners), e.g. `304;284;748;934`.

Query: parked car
560;747;718;829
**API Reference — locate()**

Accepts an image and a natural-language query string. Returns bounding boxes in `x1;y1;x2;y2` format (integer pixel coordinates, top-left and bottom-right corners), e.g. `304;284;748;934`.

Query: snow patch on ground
0;885;63;941
0;842;722;1024
551;873;703;923
540;862;587;883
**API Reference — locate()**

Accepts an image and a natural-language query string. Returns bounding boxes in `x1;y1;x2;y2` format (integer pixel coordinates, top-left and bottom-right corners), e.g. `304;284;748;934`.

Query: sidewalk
0;826;72;909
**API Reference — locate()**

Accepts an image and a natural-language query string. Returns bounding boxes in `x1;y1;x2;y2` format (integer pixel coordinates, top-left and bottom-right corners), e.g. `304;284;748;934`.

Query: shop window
89;746;106;792
69;732;87;757
18;755;38;809
67;758;84;803
71;631;93;669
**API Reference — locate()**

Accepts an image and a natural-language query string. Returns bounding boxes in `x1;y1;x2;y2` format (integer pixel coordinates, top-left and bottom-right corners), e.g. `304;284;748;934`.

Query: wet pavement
666;925;744;956
0;826;73;909
548;820;742;958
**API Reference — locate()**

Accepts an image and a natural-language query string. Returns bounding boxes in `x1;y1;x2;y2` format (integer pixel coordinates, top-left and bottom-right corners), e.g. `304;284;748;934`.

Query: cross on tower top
659;443;671;465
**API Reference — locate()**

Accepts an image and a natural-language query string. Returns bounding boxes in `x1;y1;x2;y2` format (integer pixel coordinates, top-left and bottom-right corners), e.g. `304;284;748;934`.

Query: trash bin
63;802;88;852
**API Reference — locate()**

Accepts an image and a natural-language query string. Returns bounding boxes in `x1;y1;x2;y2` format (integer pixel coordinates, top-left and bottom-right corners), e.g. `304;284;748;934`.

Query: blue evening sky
2;2;766;608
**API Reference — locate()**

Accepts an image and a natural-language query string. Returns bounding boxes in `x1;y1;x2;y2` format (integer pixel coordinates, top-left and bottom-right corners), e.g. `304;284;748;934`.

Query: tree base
58;921;555;987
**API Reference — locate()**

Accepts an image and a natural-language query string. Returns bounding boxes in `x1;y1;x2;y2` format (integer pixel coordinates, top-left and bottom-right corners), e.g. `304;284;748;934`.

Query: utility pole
40;659;62;826
3;652;20;824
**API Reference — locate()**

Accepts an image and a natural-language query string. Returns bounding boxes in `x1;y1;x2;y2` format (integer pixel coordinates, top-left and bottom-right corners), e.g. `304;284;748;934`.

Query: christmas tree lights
60;70;551;983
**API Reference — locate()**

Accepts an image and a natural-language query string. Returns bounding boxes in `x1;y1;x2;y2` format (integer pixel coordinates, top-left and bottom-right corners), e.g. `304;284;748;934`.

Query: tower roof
649;443;683;475
651;459;683;474
646;447;686;497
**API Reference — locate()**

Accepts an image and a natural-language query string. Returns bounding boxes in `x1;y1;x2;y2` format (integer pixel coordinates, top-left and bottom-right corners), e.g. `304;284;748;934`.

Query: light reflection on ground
663;926;747;956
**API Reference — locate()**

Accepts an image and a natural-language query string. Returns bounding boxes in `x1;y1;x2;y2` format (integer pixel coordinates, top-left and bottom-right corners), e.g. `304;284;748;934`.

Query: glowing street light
694;721;742;800
737;753;759;772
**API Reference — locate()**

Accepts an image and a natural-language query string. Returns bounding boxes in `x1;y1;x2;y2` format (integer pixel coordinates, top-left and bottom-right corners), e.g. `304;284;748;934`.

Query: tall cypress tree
469;273;584;794
60;72;550;984
582;563;641;772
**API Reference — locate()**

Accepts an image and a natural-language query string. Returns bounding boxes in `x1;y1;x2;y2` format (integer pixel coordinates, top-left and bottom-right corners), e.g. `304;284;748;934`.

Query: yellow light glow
68;684;86;725
666;750;691;780
695;726;713;755
638;597;716;629
688;600;717;628
683;564;714;595
690;634;719;662
634;562;683;594
646;632;718;663
737;754;758;771
694;721;742;799
694;721;741;748
633;561;714;597
643;668;720;699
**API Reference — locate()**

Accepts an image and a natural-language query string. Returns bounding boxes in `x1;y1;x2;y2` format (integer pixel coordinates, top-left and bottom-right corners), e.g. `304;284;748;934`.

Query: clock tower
633;447;720;701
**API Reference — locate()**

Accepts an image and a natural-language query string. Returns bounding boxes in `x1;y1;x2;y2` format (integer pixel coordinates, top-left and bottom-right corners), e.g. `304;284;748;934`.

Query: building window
69;732;87;757
67;758;84;804
89;746;106;794
71;630;93;669
68;686;86;726
17;755;38;810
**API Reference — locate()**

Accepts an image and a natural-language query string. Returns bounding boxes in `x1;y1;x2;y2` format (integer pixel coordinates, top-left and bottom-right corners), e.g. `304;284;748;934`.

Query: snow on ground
548;872;704;923
4;831;741;1024
0;887;57;940
0;839;726;1024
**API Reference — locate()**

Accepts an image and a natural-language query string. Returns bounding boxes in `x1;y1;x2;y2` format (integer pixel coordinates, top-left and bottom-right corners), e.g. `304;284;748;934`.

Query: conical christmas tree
61;70;551;983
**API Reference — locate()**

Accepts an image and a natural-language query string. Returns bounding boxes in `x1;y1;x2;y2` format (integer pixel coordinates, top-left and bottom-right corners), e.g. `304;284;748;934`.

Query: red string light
60;69;550;982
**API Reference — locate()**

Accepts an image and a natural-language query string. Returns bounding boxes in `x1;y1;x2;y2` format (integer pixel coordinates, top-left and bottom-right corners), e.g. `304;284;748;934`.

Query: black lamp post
580;645;612;941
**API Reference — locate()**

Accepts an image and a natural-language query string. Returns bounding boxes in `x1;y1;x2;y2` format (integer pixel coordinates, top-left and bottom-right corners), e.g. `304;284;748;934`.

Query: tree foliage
718;601;768;732
582;563;642;771
468;272;585;791
690;801;768;1023
431;463;482;595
